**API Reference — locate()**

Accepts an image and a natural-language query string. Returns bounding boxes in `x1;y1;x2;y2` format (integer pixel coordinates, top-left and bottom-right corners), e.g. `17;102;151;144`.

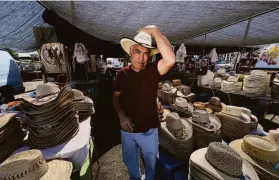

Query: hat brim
190;147;259;180
229;139;279;179
40;159;72;180
120;38;159;56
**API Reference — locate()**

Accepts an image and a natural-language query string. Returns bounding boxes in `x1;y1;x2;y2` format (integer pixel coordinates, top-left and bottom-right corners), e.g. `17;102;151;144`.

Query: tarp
1;1;279;52
42;1;279;46
0;1;47;52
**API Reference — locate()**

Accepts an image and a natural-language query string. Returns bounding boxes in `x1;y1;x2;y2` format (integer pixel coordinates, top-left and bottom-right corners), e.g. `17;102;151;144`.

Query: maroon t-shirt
114;61;162;133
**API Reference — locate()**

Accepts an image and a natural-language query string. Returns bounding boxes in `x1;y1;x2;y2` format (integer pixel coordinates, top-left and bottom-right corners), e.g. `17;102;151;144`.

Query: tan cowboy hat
222;105;251;117
190;142;259;180
35;83;60;98
172;79;181;87
265;129;279;147
229;135;279;179
0;150;72;180
186;110;222;148
160;112;192;142
120;31;159;56
193;102;206;110
0;113;25;164
159;112;193;159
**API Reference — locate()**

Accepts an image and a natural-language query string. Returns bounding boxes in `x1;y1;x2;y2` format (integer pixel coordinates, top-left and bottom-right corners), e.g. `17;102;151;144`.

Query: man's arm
113;91;133;132
141;25;176;75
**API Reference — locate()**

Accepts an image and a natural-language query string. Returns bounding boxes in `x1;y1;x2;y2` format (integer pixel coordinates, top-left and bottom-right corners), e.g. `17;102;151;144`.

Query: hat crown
36;83;60;98
0;150;48;180
175;97;188;108
209;97;221;105
205;142;243;177
134;31;152;46
192;110;209;123
72;89;84;101
166;112;184;130
267;130;279;145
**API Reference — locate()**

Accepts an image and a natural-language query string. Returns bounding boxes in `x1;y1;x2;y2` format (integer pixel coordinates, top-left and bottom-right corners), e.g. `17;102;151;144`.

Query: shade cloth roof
42;1;279;46
1;1;279;52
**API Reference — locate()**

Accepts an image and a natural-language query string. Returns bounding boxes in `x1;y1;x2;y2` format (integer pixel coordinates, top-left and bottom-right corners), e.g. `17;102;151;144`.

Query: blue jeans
121;128;158;180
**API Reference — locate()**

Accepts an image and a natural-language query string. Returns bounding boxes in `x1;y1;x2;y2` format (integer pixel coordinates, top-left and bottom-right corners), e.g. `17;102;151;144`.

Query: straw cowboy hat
159;112;193;159
190;142;259;180
172;79;181;87
0;113;25;164
185;110;222;149
157;83;177;104
170;97;194;117
35;82;60;98
229;135;279;179
120;31;159;56
205;97;223;113
176;85;196;102
265;129;279;147
216;105;258;141
0;150;72;180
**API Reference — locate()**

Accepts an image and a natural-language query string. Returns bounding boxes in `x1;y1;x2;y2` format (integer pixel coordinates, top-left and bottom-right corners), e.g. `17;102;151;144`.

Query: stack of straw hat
157;82;177;105
0;113;25;163
230;135;279;180
159;112;193;159
169;97;194;117
243;70;269;97
205;97;223;113
72;89;95;121
189;142;259;180
184;110;222;149
216;105;258;141
272;73;279;100
20;84;79;149
176;85;196;102
221;75;242;93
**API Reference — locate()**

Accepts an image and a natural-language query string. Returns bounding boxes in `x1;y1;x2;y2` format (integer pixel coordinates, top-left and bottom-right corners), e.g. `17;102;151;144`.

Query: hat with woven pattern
0;150;72;180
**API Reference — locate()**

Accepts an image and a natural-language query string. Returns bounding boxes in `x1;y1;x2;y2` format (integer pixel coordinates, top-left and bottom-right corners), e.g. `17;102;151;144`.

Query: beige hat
265;129;279;147
159;112;193;159
186;110;222;148
193;102;206;110
222;105;251;117
160;112;192;141
172;79;181;86
190;142;259;180
175;97;188;108
169;97;194;117
35;83;60;98
0;150;72;180
229;135;279;179
165;112;187;140
120;31;159;56
190;110;221;131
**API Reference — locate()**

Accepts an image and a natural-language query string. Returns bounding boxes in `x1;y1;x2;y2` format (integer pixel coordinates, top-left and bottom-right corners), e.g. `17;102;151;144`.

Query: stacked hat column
20;86;79;149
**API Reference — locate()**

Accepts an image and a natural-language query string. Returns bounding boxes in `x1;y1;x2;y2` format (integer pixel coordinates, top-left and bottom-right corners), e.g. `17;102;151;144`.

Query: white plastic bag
208;48;218;63
176;43;187;63
73;43;90;64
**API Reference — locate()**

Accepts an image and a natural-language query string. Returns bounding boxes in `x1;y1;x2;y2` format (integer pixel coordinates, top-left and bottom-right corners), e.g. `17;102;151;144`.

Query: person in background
113;25;175;180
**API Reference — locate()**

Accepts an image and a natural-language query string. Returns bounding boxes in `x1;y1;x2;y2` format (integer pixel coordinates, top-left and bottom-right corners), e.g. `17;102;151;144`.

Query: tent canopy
1;1;279;53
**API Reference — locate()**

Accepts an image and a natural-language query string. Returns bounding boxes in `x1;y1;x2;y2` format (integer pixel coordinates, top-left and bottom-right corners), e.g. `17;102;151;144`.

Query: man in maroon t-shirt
113;25;175;180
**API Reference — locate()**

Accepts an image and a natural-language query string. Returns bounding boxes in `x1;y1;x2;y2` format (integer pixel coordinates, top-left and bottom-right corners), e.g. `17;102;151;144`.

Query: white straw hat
120;31;159;56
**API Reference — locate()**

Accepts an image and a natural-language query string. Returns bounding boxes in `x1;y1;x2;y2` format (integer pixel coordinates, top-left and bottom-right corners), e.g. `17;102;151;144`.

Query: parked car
0;51;25;94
